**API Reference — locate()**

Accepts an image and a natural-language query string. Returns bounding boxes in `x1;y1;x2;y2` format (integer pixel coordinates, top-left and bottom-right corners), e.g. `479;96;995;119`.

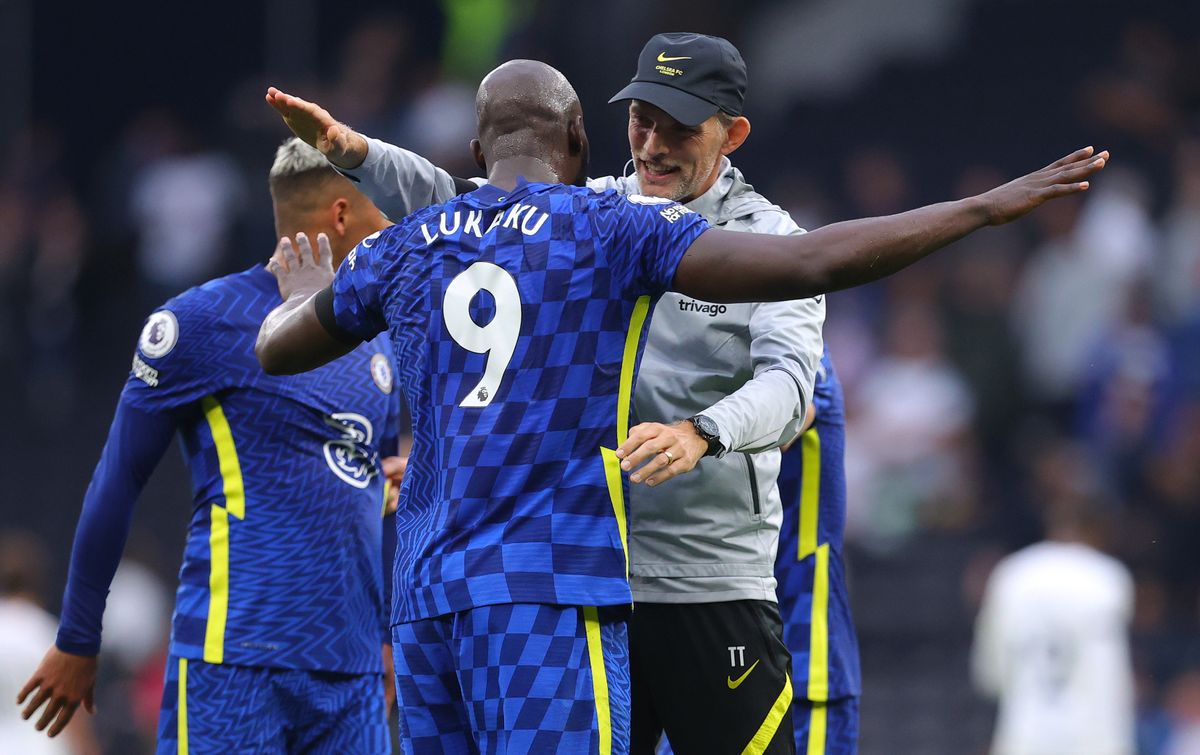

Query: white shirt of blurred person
131;147;244;292
971;502;1135;755
0;536;96;755
267;33;824;753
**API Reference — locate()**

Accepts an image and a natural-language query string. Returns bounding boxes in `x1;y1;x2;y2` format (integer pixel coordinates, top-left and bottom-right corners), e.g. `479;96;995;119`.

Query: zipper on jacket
743;455;761;516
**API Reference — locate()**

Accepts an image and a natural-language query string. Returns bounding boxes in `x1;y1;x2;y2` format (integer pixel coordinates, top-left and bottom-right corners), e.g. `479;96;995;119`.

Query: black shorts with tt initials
629;600;795;755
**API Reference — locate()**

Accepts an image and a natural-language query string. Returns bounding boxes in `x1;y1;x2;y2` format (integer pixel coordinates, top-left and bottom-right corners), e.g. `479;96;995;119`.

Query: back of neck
488;156;560;190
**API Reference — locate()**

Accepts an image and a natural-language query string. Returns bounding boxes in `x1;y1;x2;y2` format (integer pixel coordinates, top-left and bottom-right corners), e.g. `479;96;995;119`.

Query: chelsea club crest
371;353;393;394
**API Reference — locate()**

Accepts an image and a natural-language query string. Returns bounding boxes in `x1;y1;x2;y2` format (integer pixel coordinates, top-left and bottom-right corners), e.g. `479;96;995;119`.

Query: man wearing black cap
268;33;825;754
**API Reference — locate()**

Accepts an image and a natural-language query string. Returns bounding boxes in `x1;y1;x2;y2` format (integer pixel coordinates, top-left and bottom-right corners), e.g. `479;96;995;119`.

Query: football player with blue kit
18;140;404;754
255;58;1104;754
776;351;861;754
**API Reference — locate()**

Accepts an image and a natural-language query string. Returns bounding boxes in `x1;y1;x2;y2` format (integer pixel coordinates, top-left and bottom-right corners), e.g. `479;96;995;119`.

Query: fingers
616;424;668;472
21;686;51;721
634;448;685;486
83;687;95;715
1043;181;1090;199
17;675;40;705
46;701;79;738
35;696;64;732
315;232;333;269
1053;155;1106;184
293;233;314;267
278;236;298;272
1046;145;1094;170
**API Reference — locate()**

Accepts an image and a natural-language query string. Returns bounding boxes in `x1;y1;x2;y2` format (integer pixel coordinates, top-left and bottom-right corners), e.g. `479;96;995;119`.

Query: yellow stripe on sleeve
798;429;821;560
599;448;629;577
201;396;245;665
177;657;189;755
741;674;794;755
808;543;830;701
583;606;612;755
616;295;651;445
806;701;828;755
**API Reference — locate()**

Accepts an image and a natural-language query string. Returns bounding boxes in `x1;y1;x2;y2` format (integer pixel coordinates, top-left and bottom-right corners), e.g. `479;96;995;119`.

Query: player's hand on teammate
977;146;1109;226
265;87;369;170
268;232;335;301
382;455;408;515
16;646;97;738
616;421;710;487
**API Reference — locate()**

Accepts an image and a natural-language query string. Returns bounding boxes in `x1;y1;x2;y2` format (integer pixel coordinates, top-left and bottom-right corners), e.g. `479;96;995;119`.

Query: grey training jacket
342;139;825;604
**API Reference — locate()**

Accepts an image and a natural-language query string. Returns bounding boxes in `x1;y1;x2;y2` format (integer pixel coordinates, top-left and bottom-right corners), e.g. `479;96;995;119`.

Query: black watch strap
688;415;724;457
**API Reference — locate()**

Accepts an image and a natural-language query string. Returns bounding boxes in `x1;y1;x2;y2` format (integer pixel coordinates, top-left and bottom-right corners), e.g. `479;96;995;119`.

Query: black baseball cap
608;32;747;127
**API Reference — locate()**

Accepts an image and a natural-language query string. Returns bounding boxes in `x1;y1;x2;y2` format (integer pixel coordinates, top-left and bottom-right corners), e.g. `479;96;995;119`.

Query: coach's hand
17;646;97;738
616;421;709;487
265;87;369;170
978;146;1108;226
268;233;335;302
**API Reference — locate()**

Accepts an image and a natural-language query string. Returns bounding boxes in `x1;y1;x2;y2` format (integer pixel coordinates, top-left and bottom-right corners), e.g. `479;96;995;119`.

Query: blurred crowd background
1;0;1198;752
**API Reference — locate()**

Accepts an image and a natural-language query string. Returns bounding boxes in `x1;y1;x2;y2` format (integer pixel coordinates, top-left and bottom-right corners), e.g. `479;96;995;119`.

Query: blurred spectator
1077;280;1173;497
846;297;976;544
971;487;1136;755
1162;671;1200;755
1157;139;1200;326
128;122;244;304
0;532;98;755
1011;168;1158;418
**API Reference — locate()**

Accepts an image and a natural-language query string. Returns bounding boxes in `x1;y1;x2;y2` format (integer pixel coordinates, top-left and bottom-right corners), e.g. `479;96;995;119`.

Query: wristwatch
687;415;725;458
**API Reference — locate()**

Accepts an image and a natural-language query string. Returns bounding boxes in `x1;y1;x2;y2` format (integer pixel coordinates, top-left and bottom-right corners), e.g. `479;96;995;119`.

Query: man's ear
331;197;350;237
721;116;751;157
471;139;487;172
568;115;586;156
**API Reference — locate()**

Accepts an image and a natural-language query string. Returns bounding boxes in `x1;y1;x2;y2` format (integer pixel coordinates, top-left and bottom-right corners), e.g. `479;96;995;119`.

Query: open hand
17;646;97;738
615;421;710;487
980;146;1109;226
267;232;335;301
265;87;369;170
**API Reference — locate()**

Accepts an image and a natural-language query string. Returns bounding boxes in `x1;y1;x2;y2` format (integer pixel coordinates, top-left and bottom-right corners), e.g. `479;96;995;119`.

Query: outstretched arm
265;87;476;218
256;233;359;375
674;147;1107;302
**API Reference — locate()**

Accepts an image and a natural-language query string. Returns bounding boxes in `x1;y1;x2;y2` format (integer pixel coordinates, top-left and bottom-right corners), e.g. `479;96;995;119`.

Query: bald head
472;60;589;185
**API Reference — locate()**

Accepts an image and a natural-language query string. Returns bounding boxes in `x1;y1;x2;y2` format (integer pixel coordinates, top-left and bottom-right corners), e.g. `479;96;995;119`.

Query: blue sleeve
56;398;176;655
589;192;709;296
331;230;392;342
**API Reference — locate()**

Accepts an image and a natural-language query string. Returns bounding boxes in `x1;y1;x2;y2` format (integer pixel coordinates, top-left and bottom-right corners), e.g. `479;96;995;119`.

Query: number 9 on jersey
443;262;522;408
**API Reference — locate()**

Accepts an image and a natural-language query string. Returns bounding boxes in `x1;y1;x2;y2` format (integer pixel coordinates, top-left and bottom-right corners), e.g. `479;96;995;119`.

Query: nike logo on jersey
657;52;692;62
727;659;760;689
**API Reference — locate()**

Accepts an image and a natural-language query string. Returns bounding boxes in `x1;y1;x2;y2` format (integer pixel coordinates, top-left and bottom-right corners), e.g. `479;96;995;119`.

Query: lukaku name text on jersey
122;267;400;673
328;180;709;624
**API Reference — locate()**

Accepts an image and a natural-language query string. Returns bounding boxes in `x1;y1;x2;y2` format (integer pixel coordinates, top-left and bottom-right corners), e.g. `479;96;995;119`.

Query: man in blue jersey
254;59;1104;754
16;139;405;754
776;351;860;754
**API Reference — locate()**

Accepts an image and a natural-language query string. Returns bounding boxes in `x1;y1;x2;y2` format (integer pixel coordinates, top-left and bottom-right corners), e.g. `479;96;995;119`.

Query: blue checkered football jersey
123;266;400;674
329;180;709;624
775;350;862;701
